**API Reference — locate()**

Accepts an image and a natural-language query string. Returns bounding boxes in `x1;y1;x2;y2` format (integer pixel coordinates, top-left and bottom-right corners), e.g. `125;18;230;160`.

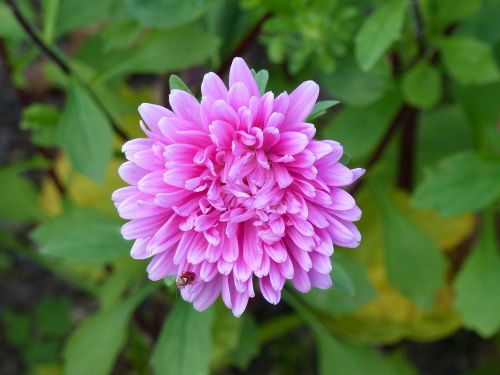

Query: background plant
0;0;499;374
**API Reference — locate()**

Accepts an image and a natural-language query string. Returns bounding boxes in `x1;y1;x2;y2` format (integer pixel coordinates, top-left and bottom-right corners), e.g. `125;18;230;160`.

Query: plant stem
397;107;418;190
37;147;67;196
0;39;66;196
5;0;70;74
350;104;413;196
410;0;426;57
6;0;129;141
396;0;425;191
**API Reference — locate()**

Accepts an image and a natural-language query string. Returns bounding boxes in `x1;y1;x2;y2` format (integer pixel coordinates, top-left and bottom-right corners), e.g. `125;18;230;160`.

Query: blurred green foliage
0;0;499;374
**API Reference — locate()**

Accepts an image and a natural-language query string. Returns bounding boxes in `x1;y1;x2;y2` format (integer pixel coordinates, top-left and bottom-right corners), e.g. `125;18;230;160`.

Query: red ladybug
176;271;196;289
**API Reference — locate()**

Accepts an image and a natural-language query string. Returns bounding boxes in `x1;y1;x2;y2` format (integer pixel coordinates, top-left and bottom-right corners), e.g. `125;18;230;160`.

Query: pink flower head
112;58;364;316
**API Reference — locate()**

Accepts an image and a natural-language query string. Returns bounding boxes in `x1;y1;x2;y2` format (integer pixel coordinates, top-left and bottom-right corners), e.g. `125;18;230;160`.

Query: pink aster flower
112;57;364;316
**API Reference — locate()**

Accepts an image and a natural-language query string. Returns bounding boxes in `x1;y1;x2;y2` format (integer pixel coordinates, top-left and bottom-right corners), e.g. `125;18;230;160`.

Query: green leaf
64;285;153;375
339;152;351;166
152;300;215;375
0;168;44;221
316;331;416;375
230;315;259;370
98;265;144;311
0;3;24;40
96;27;220;82
211;302;242;367
284;291;416;375
21;104;60;147
320;56;393;107
169;74;194;95
58;78;113;182
252;69;269;96
41;0;60;43
31;207;129;265
304;254;376;316
35;297;71;338
307;100;340;121
416;105;474;173
428;0;483;32
454;212;500;337
372;181;447;310
331;260;355;295
355;0;407;71
402;62;441;109
453;82;500;153
1;310;31;347
55;0;115;36
322;91;402;163
438;37;500;85
128;0;216;29
457;3;500;44
163;275;177;287
100;19;143;52
413;152;500;216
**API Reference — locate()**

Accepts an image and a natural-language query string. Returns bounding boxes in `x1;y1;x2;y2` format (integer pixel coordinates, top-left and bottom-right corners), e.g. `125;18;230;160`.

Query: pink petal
138;103;173;134
192;278;221;311
169;90;202;126
229;57;259;97
260;277;281;305
285;81;319;125
201;72;228;99
271;131;309;155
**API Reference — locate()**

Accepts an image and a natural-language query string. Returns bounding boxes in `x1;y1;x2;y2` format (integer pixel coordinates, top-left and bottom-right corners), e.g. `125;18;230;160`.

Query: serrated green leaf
402;62;441;109
320;56;393;107
307;100;340;121
169;74;193;95
128;0;216;29
355;0;407;71
59;78;113;182
413;152;500;216
152;301;215;375
96;27;220;82
438;37;500;85
454;212;500;337
372;182;447;310
31;207;128;265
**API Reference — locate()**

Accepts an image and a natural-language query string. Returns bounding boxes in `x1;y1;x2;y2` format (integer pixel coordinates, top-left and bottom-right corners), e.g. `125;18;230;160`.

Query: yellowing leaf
327;189;473;344
40;156;125;216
